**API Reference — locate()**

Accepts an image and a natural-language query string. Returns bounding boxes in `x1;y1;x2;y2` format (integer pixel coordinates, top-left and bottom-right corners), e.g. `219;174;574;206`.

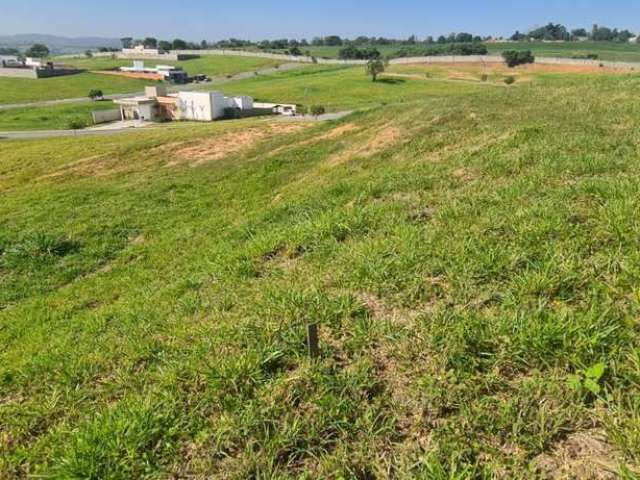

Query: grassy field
213;65;487;111
2;65;640;478
0;101;116;131
265;41;640;62
486;41;640;62
62;54;283;78
0;73;150;106
0;55;284;106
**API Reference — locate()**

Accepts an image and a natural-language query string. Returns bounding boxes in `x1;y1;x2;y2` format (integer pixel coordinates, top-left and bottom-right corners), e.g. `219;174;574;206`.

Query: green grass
2;69;640;478
486;40;640;62
0;55;285;106
62;54;283;78
213;65;486;111
0;73;150;105
0;101;116;131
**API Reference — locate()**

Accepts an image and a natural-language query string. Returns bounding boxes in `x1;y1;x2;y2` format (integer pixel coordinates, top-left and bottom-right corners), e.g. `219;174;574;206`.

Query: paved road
0;111;354;141
0;126;160;140
0;63;304;111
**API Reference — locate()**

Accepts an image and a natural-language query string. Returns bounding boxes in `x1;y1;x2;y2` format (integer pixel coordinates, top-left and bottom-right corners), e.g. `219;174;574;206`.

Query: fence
92;109;122;124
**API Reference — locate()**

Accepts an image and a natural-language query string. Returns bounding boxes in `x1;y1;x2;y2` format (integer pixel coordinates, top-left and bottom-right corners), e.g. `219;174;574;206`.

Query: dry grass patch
327;124;401;167
532;429;630;479
167;123;310;167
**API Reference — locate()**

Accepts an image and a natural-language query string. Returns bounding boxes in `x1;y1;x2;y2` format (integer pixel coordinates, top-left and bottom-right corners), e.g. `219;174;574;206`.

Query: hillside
1;67;640;478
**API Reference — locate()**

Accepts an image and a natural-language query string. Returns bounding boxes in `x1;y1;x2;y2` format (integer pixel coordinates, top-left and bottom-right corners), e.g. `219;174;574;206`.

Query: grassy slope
62;54;283;78
1;71;640;478
0;101;116;131
214;65;486;111
0;73;151;105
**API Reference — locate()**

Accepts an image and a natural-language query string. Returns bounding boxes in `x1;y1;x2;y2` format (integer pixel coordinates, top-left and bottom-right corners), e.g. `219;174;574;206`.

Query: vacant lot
0;55;284;106
63;54;283;78
1;67;640;478
0;101;117;131
214;65;485;111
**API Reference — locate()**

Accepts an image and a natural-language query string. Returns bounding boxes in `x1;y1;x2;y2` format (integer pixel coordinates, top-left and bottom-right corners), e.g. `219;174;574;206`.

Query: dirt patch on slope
167;123;309;167
532;429;628;479
327;124;401;167
268;123;360;157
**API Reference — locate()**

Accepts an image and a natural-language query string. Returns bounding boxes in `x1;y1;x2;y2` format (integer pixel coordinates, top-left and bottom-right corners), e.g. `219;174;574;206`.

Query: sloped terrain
1;73;640;478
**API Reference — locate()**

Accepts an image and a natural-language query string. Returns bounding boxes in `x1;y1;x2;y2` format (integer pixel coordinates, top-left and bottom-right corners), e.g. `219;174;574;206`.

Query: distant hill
0;34;121;53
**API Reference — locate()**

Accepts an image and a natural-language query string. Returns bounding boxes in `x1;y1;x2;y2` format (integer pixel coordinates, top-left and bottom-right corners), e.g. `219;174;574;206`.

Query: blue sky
3;0;640;40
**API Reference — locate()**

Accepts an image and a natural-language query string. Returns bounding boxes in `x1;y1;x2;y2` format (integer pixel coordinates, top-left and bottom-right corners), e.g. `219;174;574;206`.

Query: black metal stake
307;323;319;359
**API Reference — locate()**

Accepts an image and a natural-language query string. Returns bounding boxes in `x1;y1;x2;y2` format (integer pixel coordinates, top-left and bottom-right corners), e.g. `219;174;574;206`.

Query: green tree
143;37;158;48
365;58;385;82
85;50;93;58
120;37;133;49
158;40;172;51
88;89;104;101
502;50;535;68
172;39;187;50
25;44;50;58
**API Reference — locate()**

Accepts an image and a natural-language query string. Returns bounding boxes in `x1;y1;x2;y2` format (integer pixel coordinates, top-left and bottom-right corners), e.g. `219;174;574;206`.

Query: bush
88;89;104;100
310;105;326;117
392;42;488;59
502;50;535;68
504;76;516;85
67;118;87;130
480;74;489;82
297;105;309;116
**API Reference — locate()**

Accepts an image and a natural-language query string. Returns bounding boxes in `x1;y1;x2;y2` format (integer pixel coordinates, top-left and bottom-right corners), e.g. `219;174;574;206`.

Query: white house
114;88;254;123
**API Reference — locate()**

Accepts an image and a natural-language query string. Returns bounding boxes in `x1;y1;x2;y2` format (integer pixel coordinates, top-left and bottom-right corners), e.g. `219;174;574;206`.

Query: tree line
511;23;636;42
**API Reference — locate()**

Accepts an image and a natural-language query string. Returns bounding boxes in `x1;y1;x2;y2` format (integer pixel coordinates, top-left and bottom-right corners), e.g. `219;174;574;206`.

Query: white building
114;88;254;123
25;57;44;67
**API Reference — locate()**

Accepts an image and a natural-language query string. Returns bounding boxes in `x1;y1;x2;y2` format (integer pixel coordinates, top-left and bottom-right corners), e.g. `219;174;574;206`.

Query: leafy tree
571;28;588;38
172;39;187;50
365;58;385;82
85;50;93;58
158;40;172;51
510;31;527;41
201;40;209;49
25;44;50;58
455;32;474;43
120;37;133;49
324;35;343;46
143;37;158;48
502;50;535;68
88;89;104;100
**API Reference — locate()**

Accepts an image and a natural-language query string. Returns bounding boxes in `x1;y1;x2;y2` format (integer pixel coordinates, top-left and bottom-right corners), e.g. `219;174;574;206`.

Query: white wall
177;91;230;121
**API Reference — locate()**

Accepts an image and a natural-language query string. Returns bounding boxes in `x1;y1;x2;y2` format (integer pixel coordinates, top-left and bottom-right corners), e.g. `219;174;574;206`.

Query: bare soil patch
327;124;401;167
167;123;309;167
532;429;628;479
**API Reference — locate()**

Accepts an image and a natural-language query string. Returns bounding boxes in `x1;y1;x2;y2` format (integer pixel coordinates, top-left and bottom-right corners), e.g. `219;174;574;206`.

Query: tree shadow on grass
376;78;407;85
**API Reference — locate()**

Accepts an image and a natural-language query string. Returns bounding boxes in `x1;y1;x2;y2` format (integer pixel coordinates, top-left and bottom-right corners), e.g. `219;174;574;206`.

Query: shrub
480;74;489;82
88;89;104;100
504;76;516;85
67;118;87;130
310;105;326;117
502;50;535;68
392;42;488;59
297;105;309;116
